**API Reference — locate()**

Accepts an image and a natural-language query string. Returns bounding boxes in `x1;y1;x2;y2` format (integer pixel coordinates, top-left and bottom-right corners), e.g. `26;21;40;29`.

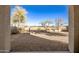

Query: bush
11;26;19;34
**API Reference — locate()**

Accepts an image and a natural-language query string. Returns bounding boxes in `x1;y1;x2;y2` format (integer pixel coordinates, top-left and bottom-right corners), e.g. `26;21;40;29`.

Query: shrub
11;26;19;34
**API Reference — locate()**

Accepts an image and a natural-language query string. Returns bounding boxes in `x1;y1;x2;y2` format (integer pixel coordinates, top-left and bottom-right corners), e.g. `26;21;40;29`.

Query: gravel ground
11;32;69;52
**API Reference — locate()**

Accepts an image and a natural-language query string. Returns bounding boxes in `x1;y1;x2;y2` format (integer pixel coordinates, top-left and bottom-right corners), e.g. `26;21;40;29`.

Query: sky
10;5;68;26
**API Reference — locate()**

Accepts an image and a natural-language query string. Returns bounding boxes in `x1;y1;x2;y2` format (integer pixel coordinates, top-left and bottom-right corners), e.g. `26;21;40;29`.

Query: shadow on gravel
11;33;69;52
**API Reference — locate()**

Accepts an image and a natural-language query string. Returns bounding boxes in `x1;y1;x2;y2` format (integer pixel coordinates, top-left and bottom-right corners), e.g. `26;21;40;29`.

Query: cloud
11;5;28;16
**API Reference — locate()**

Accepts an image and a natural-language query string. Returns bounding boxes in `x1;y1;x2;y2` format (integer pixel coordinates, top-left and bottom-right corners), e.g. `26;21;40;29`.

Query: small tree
40;19;52;31
11;6;28;28
55;17;64;32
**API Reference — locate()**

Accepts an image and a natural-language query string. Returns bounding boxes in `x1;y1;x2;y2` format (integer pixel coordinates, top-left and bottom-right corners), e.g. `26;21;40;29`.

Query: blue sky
11;5;68;26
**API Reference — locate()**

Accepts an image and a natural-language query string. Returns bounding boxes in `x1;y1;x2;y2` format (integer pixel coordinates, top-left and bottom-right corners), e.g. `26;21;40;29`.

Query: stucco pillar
69;5;79;53
0;6;10;52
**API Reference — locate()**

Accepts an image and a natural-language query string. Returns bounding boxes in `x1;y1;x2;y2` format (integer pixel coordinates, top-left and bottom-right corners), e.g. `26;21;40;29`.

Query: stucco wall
69;6;79;53
0;6;10;52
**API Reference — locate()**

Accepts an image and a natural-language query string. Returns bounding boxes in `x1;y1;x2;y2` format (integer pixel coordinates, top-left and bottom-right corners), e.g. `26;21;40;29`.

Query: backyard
11;5;69;52
11;31;69;52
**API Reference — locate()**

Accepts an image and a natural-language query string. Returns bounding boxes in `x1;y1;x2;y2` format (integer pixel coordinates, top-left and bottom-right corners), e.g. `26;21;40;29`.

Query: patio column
0;6;10;52
69;5;79;53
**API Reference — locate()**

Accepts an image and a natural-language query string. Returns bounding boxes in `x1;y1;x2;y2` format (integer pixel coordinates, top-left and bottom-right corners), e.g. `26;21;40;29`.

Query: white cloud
11;6;28;16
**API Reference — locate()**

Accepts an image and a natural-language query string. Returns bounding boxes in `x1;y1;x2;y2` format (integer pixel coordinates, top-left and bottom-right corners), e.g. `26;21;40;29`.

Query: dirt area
11;32;69;52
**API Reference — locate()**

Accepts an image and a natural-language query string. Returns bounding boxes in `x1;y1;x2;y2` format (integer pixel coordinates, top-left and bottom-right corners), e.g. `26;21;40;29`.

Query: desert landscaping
10;6;69;52
11;31;69;52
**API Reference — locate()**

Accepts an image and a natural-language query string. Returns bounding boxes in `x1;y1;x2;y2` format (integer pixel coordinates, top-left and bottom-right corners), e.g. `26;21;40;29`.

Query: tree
11;6;28;28
44;20;52;26
11;14;18;26
40;19;53;31
55;17;64;32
